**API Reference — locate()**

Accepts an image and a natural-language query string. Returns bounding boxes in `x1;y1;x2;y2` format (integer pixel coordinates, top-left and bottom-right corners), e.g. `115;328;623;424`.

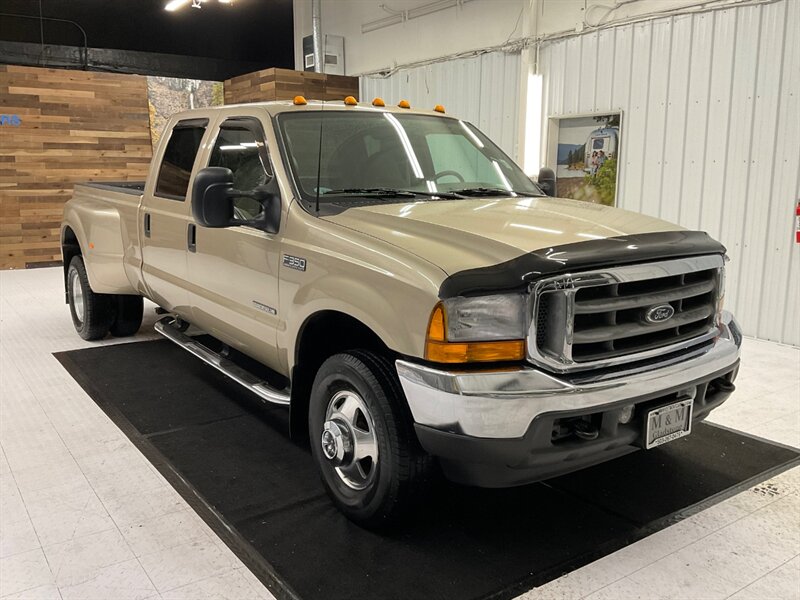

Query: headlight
442;294;527;341
425;294;527;363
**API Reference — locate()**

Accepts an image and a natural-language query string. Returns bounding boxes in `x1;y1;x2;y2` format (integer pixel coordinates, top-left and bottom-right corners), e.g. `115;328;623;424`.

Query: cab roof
169;99;454;122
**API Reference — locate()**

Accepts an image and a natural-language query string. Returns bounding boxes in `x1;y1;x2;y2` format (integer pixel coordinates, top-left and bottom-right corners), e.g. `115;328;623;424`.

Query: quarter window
155;122;207;200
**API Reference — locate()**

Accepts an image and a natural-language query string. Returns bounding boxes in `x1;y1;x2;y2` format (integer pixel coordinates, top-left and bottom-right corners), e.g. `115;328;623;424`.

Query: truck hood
323;196;683;275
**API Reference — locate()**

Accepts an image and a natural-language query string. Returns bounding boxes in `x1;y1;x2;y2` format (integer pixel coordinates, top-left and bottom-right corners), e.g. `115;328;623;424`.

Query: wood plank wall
224;68;359;104
0;65;152;270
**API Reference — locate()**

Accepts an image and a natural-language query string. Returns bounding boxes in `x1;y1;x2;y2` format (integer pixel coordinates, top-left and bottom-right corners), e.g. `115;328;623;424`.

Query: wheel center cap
321;420;352;465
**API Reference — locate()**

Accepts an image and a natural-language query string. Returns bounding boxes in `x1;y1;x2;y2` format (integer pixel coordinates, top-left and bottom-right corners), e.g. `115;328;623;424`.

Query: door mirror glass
232;179;282;234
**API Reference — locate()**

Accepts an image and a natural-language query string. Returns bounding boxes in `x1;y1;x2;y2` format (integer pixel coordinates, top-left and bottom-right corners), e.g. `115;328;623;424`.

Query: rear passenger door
141;118;208;312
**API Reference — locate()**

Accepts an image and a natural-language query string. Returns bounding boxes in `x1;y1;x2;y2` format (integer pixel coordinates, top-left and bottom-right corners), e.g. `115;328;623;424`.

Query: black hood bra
438;230;726;298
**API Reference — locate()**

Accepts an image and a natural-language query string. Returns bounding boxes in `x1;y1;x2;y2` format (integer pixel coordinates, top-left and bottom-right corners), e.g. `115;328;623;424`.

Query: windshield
276;111;543;202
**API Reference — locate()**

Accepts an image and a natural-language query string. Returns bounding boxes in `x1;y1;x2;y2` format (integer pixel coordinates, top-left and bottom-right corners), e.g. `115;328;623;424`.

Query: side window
155;122;207;200
208;119;271;221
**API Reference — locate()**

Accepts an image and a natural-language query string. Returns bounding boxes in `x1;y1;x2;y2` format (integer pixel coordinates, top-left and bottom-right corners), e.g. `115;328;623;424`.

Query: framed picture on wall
545;113;622;207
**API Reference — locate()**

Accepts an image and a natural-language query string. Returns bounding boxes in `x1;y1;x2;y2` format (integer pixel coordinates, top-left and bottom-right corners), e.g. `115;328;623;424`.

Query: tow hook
572;420;600;441
712;378;736;394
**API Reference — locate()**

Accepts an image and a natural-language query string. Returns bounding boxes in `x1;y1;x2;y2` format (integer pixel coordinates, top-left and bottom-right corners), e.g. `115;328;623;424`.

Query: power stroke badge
282;254;307;271
252;301;277;315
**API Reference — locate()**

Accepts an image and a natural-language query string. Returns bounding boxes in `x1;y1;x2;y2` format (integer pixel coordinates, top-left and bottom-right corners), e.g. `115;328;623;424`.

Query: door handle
144;213;151;238
187;223;197;253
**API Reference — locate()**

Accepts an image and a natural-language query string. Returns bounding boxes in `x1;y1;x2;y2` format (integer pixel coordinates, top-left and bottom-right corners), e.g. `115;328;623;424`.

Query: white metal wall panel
676;12;714;230
758;0;799;343
595;29;616;115
660;14;693;226
539;0;800;346
360;51;522;158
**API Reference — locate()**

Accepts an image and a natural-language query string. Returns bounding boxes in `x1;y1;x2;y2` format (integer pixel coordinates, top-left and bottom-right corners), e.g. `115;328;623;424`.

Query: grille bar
572;304;714;344
573;279;715;313
527;254;724;373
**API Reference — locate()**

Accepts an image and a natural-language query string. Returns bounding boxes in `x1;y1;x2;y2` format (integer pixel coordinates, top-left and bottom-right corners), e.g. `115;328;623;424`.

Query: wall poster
548;113;622;207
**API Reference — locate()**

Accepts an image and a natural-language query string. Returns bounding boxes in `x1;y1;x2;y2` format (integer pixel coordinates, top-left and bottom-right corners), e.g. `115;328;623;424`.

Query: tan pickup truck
62;99;742;527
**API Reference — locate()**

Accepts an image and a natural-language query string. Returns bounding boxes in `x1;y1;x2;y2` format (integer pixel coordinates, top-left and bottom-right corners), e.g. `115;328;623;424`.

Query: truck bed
65;181;147;294
82;181;146;195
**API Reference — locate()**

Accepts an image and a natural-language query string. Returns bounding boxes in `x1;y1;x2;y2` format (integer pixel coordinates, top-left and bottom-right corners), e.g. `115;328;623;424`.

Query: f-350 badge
283;254;307;271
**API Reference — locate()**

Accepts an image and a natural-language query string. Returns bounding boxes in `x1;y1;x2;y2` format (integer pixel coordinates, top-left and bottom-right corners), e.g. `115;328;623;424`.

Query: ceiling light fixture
165;0;235;11
165;0;190;11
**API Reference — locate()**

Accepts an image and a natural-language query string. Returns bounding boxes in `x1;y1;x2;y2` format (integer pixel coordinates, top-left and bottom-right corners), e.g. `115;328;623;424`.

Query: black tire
309;350;433;528
110;295;144;337
67;256;114;341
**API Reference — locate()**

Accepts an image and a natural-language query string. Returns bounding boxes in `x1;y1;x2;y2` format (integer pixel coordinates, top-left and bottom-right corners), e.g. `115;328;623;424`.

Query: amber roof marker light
372;97;386;107
293;96;307;106
344;96;358;106
433;104;446;113
398;99;411;109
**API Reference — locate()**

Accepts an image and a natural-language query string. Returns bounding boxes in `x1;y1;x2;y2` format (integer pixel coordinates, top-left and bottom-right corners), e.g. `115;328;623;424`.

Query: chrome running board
154;317;291;406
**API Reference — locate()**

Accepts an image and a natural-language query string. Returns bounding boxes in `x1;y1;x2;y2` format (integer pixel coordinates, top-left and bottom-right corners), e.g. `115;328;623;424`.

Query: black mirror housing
537;167;557;197
192;167;235;227
192;167;281;232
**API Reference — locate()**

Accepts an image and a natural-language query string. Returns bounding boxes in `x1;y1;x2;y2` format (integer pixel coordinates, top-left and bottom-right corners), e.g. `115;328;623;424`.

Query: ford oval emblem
645;304;675;324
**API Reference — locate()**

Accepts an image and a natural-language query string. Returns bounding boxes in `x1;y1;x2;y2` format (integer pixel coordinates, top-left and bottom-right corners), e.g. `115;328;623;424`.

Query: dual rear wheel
67;256;143;340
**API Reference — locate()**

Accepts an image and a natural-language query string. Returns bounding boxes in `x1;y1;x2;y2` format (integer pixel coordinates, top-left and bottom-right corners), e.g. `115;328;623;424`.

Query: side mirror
192;167;235;228
191;167;281;233
537;167;557;197
246;179;282;235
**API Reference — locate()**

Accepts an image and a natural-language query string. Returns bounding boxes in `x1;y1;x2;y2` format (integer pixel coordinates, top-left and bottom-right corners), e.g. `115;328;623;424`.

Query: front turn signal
424;303;526;363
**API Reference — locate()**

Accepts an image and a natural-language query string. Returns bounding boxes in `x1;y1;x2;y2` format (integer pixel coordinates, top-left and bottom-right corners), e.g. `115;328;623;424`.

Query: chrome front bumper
396;311;742;439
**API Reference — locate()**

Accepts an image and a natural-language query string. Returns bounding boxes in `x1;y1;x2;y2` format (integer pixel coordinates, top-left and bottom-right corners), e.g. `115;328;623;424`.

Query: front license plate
645;398;694;449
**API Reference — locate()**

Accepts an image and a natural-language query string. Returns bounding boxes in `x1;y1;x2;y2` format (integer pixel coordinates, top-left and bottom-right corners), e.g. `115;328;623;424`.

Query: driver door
187;115;282;371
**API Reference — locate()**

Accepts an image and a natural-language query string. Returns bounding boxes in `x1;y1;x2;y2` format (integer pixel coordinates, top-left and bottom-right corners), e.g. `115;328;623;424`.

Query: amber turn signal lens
424;303;525;363
427;303;446;342
425;339;526;363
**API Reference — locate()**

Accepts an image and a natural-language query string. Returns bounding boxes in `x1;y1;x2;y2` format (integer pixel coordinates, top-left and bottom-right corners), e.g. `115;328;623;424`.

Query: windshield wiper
322;187;461;199
323;188;417;198
451;187;541;198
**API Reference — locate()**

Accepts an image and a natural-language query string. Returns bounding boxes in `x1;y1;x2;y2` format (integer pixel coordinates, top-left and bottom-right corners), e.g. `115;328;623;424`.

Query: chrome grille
528;255;724;373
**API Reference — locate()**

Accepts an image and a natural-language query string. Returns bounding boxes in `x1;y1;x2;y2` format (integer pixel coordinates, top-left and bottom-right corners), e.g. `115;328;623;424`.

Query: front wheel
67;256;114;340
309;350;433;528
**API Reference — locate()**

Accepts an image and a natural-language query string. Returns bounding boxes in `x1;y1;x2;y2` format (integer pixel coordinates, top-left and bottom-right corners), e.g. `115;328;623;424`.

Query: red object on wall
796;200;800;244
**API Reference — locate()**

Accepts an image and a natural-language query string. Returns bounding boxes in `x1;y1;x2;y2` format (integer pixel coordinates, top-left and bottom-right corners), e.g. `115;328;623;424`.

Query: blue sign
0;115;21;127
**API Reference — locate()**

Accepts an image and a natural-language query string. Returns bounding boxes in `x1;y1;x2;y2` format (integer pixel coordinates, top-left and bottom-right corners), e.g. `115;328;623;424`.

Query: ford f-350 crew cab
62;99;742;527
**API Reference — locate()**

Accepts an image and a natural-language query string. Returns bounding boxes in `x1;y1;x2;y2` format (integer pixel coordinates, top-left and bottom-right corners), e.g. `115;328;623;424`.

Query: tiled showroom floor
1;267;798;600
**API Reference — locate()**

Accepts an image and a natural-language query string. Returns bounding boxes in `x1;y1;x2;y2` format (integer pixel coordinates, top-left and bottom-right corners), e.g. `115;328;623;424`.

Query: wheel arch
289;309;396;441
61;225;82;303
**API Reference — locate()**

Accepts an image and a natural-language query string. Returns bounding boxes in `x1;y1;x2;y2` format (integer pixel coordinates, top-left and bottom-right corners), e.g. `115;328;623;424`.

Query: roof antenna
314;100;324;214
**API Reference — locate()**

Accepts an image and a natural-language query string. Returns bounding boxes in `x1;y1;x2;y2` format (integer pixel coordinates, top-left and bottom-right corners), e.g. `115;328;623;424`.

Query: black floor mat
55;340;800;600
